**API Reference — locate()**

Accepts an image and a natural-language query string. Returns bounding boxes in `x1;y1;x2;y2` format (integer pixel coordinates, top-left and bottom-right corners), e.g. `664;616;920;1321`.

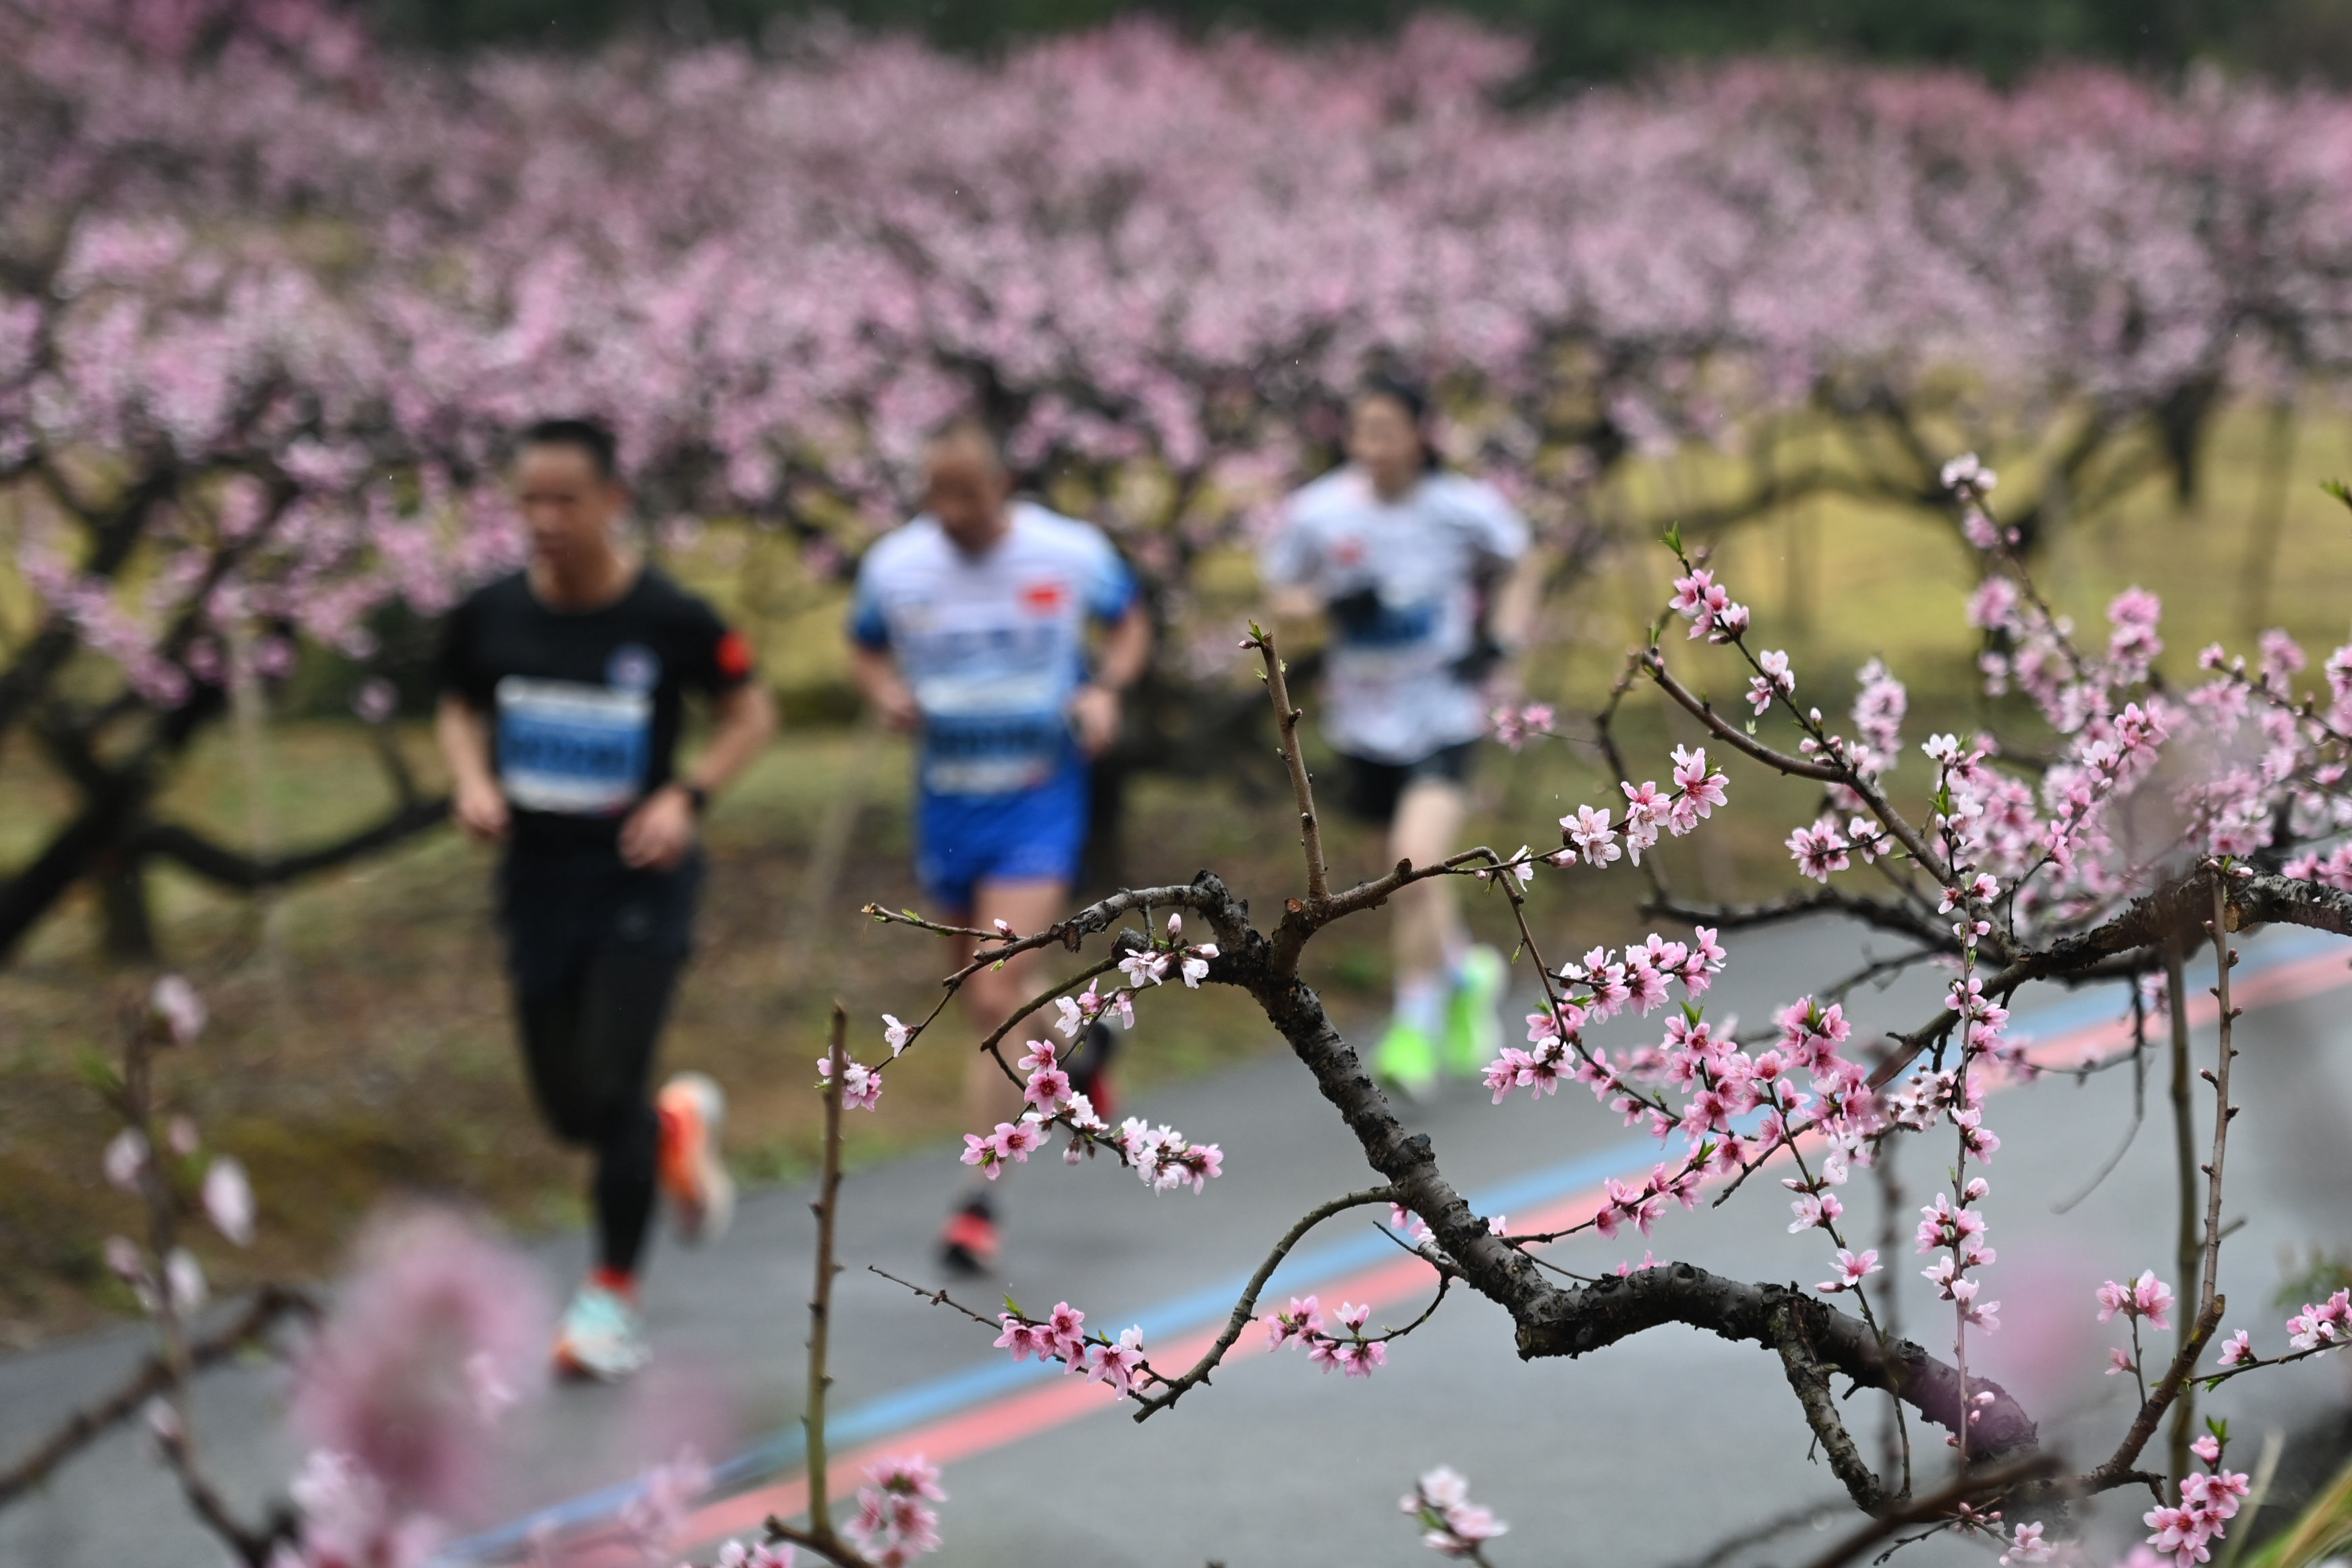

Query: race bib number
912;667;1073;797
920;713;1070;796
495;677;652;814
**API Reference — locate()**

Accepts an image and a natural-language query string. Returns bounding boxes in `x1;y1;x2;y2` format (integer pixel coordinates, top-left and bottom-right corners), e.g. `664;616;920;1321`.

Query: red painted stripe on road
680;1161;1727;1550
2020;944;2348;1073
685;1250;1454;1545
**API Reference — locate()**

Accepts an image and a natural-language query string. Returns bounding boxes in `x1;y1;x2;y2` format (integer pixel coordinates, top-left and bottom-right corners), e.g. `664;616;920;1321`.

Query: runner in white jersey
1260;380;1540;1096
849;418;1150;1271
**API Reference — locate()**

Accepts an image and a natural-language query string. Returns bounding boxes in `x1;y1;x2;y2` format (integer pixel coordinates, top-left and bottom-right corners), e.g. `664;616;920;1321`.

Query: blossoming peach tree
791;463;2352;1567
13;0;2352;962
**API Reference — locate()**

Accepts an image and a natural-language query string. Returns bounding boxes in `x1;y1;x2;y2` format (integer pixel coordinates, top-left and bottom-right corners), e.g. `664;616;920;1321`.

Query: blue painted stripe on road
441;927;2337;1562
442;1134;1667;1561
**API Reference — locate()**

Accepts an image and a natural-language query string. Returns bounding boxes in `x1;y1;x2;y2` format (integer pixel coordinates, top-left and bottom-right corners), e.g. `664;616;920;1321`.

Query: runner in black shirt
435;418;776;1380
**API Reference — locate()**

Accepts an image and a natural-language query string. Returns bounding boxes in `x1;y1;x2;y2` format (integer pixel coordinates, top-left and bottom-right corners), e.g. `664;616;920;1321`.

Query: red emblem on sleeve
715;629;754;679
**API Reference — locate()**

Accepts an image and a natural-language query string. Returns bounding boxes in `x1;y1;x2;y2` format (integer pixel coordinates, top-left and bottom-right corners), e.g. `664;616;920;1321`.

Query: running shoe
938;1195;999;1276
1069;1020;1119;1123
656;1071;735;1245
1371;1017;1440;1101
552;1282;650;1382
1442;945;1507;1077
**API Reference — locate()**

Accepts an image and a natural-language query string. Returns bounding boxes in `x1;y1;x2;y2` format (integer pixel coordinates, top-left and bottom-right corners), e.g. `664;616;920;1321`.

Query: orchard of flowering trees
8;0;2352;959
9;3;2352;1563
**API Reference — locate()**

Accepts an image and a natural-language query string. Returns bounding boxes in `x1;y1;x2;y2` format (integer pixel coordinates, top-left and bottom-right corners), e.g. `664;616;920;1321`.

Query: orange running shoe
656;1071;735;1245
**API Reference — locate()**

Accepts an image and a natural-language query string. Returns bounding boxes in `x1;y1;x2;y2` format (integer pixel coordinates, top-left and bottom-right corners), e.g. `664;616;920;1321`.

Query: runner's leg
513;947;677;1277
953;876;1073;1137
936;876;1070;1272
513;852;696;1279
515;979;588;1140
515;956;655;1379
515;852;699;1378
571;942;683;1277
1389;775;1468;1022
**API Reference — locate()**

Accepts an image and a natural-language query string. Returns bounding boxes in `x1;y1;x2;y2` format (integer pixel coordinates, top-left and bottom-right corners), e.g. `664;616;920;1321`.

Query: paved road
5;917;2350;1568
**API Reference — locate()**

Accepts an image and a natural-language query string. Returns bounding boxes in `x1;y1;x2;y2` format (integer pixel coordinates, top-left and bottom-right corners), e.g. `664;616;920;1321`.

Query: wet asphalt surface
5;916;2349;1568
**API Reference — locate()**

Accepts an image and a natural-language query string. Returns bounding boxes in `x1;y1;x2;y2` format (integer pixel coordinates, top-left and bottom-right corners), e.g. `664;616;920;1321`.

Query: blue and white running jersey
1260;466;1530;764
850;502;1138;799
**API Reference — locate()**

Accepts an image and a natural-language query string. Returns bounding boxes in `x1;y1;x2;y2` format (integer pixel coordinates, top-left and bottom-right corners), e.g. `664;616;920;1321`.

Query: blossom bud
148;975;206;1046
103;1127;149;1191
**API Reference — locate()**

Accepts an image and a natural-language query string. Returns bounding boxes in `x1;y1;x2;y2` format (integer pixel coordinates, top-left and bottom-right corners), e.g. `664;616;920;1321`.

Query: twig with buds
760;1003;874;1568
1129;1186;1399;1418
0;1284;314;1507
1243;624;1328;903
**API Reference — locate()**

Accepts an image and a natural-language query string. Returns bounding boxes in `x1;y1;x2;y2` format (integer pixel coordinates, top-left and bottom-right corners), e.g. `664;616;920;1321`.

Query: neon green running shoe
1372;1018;1440;1100
1443;945;1507;1076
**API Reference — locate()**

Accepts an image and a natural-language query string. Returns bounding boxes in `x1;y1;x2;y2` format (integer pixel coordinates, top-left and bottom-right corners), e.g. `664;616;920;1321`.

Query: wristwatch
679;781;710;816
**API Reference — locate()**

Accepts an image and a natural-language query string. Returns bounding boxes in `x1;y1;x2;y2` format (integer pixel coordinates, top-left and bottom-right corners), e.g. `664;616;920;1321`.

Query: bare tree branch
0;1285;316;1507
1642;652;1845;783
1132;1186;1400;1419
128;800;451;891
1244;626;1329;903
2076;1297;2226;1496
1160;871;2046;1501
1795;1452;2064;1568
1770;1297;1886;1510
1870;868;2352;1089
758;1004;875;1568
1643;886;1953;951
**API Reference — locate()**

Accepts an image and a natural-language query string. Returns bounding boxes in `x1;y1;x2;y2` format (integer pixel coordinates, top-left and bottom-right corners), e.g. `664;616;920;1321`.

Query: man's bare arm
1070;602;1152;758
618;681;777;870
848;642;921;732
686;681;777;796
1489;544;1549;653
1094;601;1152;693
434;693;509;841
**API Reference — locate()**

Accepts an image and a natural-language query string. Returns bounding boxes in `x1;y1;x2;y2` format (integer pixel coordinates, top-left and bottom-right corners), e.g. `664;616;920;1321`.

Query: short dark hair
1357;373;1430;427
1353;374;1443;472
517;416;620;482
925;413;1008;473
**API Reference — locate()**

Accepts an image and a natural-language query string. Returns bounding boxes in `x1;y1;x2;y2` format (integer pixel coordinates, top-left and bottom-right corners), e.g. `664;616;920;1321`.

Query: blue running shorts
916;764;1090;915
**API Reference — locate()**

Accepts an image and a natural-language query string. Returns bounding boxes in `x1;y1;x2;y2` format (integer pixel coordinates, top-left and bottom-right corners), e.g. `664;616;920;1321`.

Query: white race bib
495;677;652;814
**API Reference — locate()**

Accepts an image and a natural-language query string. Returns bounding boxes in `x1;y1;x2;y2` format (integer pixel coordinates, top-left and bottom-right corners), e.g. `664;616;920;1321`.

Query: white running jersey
851;503;1138;797
1260;466;1530;763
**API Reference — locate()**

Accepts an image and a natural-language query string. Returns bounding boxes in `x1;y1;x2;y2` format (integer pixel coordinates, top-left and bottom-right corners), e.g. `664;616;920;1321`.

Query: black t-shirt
436;567;754;844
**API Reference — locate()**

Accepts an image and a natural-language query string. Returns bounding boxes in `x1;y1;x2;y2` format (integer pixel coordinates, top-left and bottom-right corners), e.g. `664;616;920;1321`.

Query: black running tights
515;943;683;1277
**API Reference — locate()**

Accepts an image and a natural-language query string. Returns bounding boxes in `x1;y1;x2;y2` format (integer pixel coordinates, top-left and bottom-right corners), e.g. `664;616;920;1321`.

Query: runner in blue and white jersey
849;418;1150;1271
1261;379;1540;1098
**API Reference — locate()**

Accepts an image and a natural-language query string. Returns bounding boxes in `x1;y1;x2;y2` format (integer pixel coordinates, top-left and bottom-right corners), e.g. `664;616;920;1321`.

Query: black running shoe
938;1194;999;1275
1069;1019;1119;1123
